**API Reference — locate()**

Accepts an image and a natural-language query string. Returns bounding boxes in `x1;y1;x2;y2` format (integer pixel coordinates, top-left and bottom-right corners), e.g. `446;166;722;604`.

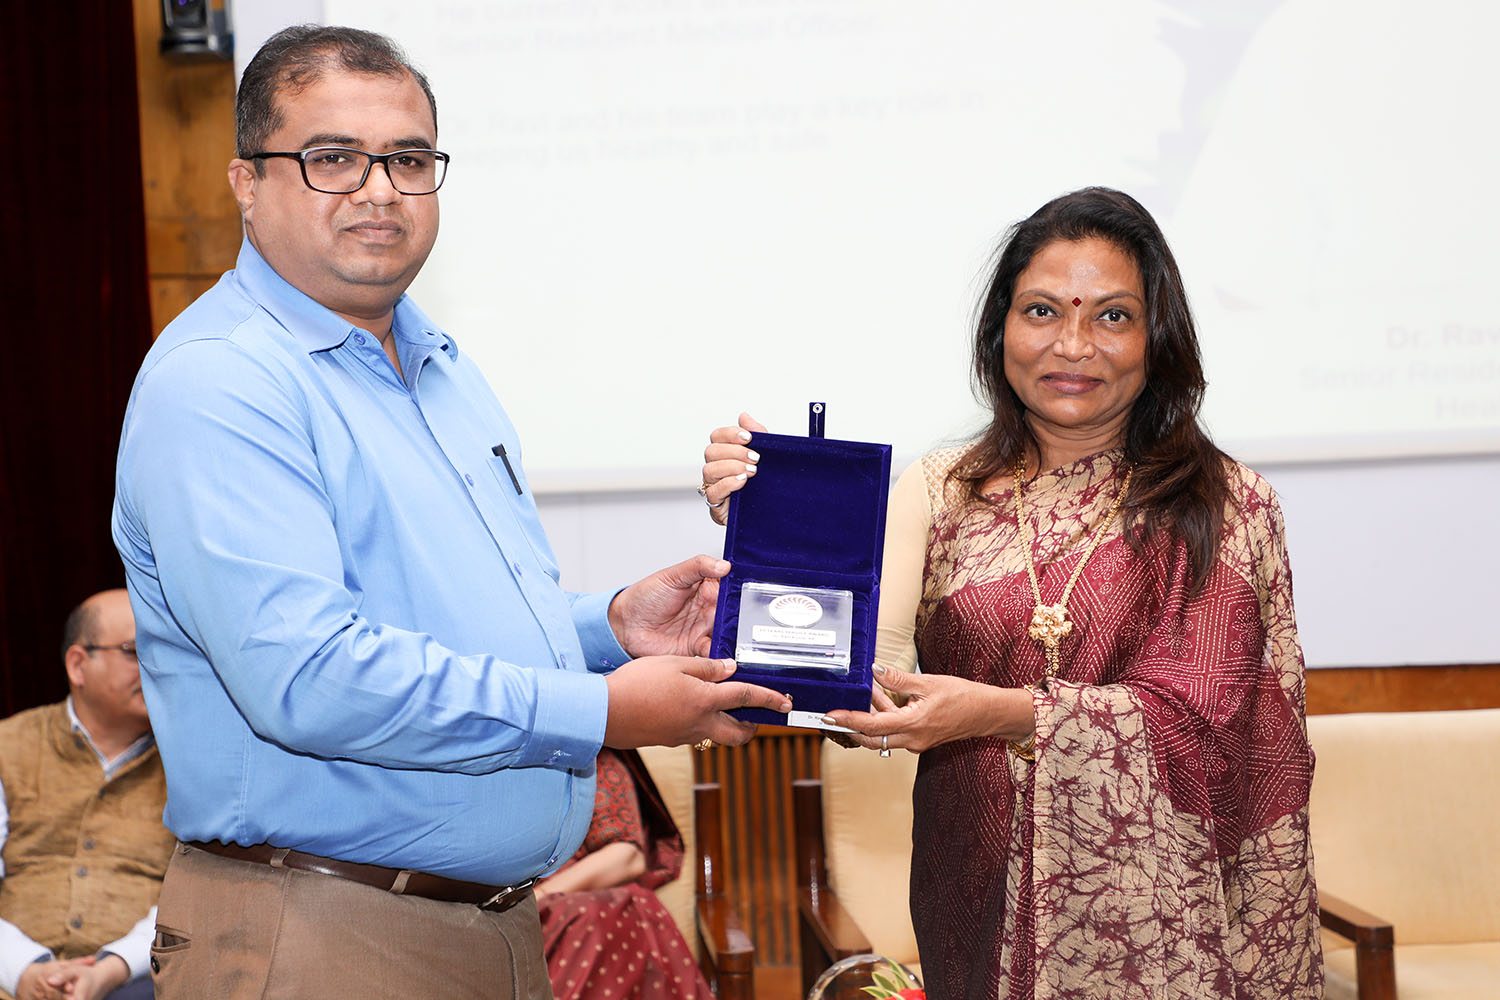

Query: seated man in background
0;590;172;1000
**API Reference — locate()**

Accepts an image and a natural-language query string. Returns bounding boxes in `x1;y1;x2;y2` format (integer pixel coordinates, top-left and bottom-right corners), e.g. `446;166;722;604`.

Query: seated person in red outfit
534;750;712;1000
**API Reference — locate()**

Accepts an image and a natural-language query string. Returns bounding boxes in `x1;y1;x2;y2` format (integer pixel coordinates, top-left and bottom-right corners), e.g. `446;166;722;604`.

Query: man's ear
64;645;89;691
228;159;258;218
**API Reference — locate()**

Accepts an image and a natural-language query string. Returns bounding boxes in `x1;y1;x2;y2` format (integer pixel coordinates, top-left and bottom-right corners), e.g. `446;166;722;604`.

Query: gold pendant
1028;603;1073;648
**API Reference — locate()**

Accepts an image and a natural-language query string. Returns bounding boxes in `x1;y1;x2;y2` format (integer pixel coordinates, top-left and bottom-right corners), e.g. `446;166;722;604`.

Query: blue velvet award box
708;428;892;729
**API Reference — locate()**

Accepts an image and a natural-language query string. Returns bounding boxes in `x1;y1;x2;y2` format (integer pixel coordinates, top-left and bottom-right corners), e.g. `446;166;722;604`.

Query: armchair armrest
693;782;755;1000
1319;890;1396;1000
696;895;755;974
798;882;874;960
793;777;879;994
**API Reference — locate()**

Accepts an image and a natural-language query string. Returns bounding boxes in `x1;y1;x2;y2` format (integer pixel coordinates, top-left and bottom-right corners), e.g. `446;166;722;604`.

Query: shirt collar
392;295;460;366
230;240;459;361
65;696;156;780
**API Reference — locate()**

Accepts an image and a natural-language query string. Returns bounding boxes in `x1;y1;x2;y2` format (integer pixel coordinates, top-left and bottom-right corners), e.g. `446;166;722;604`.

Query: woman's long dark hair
954;187;1230;593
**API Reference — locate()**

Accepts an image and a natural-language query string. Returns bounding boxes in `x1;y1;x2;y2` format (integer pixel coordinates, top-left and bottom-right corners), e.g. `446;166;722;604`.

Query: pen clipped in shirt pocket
488;445;525;495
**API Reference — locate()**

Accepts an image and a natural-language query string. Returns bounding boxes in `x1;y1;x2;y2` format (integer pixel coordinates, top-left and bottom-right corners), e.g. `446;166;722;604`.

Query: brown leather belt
186;840;536;913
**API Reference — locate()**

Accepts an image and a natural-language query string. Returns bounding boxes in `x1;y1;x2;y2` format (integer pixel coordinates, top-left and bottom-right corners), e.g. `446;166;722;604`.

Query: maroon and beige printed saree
877;449;1321;1000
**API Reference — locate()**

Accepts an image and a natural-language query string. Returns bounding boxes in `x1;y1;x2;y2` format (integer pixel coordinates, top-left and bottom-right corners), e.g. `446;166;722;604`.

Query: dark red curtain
0;3;156;716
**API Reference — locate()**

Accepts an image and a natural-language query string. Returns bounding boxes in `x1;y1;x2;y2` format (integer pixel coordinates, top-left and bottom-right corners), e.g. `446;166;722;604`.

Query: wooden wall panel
149;277;222;335
1306;663;1500;715
132;0;240;335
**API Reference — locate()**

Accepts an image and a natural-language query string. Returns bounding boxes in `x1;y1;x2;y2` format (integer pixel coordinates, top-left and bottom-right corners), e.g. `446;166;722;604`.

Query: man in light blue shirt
112;25;789;999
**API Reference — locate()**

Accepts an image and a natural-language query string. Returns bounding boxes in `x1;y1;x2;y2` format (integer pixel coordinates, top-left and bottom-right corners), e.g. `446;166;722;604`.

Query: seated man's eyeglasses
246;146;451;195
83;642;138;660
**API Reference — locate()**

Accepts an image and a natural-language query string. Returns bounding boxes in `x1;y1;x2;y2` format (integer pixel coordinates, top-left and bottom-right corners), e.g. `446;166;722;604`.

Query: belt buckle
481;877;537;912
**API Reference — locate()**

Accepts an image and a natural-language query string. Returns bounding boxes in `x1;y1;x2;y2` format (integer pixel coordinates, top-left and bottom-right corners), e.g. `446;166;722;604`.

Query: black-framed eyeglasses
83;642;137;660
247;146;450;195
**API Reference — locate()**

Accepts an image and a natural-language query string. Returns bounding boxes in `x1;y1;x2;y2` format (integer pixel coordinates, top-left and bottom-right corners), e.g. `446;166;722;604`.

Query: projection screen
320;0;1500;489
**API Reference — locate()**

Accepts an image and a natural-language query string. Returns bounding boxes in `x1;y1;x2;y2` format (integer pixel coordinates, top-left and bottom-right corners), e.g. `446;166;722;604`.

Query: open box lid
718;431;892;583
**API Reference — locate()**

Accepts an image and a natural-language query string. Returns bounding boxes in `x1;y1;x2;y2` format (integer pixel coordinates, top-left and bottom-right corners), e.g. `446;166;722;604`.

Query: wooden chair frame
693;782;756;1000
791;777;881;997
1319;892;1397;1000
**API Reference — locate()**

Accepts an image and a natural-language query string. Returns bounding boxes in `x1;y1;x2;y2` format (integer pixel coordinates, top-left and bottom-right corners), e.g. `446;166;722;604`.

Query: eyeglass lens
85;642;138;659
303;147;447;195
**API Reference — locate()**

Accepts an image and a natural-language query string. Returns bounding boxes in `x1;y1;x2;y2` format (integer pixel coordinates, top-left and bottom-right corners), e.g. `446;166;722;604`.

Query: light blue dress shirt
112;241;628;885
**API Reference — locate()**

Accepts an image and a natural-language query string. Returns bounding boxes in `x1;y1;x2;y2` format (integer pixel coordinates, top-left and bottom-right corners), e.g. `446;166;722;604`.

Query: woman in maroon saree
702;189;1322;999
535;749;712;1000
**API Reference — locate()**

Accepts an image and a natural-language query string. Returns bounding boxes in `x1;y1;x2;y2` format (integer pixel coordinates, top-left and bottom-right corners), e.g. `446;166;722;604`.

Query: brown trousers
150;843;554;999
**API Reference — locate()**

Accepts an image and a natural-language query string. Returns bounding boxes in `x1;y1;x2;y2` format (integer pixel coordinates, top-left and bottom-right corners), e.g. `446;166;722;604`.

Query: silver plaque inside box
734;582;853;672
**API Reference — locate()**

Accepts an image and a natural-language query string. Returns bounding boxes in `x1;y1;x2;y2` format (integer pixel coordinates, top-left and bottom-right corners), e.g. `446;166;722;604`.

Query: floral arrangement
860;959;925;1000
807;952;924;1000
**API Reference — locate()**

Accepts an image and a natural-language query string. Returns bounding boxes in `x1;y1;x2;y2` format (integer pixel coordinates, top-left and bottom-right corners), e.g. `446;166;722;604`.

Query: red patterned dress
537;749;713;1000
876;448;1322;1000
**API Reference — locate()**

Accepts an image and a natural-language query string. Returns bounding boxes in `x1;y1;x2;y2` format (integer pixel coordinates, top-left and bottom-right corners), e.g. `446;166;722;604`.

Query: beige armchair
792;741;922;996
637;745;756;1000
1308;708;1500;1000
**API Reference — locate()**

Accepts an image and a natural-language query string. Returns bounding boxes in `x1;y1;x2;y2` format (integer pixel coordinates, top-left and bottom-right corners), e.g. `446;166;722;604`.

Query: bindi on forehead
1072;297;1082;307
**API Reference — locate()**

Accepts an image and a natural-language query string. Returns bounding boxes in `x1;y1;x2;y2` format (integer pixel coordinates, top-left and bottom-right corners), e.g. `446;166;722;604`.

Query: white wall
1260;454;1500;667
536;453;1500;669
230;0;323;83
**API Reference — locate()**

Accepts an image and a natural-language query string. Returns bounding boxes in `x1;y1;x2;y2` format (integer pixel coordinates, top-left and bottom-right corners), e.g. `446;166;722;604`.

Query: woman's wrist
1001;684;1037;743
968;682;1036;742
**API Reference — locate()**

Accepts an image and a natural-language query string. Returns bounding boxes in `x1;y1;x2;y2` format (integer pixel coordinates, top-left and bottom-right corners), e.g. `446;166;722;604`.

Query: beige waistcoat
0;702;172;960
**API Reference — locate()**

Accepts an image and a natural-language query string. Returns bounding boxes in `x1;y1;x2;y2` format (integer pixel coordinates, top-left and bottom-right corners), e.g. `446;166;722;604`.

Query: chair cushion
821;742;921;965
637;744;697;956
1308;709;1500;944
1324;942;1500;1000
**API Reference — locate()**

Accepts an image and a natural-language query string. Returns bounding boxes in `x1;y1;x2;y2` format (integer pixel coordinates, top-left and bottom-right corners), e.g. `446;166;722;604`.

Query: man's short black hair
236;24;438;171
60;599;98;659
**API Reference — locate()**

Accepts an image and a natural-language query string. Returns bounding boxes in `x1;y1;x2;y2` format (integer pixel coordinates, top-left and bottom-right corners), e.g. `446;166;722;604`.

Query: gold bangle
1010;683;1038;760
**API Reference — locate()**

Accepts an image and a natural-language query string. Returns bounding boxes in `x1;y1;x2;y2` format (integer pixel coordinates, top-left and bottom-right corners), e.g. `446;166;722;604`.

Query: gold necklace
1012;458;1134;680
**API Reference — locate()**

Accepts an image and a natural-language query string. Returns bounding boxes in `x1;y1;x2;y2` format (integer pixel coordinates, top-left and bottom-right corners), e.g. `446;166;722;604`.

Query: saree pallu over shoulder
906;450;1321;1000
